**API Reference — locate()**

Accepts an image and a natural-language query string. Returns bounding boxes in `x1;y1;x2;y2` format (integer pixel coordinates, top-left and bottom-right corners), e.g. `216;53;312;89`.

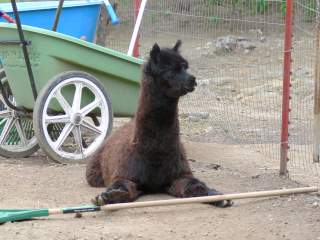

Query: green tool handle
49;205;101;215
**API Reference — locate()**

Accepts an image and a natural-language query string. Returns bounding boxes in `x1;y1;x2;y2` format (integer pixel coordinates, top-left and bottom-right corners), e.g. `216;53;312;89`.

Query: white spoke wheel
0;83;39;158
33;72;113;163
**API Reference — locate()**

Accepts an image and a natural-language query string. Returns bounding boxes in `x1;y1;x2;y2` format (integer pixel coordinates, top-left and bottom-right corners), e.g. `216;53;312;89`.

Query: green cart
0;22;142;162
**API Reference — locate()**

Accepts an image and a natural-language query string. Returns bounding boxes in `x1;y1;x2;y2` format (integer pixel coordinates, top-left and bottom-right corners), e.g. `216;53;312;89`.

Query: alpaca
86;40;231;207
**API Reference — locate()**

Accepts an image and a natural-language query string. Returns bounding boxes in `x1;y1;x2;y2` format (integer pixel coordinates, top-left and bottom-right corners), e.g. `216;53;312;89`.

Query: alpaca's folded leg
92;179;142;206
167;176;232;208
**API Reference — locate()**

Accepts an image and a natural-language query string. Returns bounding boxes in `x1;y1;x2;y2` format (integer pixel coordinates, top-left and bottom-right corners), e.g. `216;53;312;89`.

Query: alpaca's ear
173;40;182;52
150;43;160;61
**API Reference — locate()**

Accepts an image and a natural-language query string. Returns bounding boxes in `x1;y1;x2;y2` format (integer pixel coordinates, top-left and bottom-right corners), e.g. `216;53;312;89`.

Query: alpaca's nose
189;75;197;86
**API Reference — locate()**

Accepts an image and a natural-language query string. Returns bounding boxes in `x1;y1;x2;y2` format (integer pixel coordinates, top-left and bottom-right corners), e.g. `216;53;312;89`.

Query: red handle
0;11;15;23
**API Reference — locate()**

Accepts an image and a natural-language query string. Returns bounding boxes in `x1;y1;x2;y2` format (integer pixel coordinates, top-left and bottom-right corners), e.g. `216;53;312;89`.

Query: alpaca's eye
175;65;182;71
181;62;188;69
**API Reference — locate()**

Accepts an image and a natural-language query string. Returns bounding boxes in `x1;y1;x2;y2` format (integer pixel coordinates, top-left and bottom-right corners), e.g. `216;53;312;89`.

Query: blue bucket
0;1;102;42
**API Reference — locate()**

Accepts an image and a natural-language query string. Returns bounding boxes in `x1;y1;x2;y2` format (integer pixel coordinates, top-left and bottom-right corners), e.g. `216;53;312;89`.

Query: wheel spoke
72;83;83;112
15;119;27;145
81;119;102;135
72;126;83;154
45;114;70;124
80;99;101;117
0;110;11;118
53;123;73;150
54;90;72;115
0;118;15;144
0;118;7;126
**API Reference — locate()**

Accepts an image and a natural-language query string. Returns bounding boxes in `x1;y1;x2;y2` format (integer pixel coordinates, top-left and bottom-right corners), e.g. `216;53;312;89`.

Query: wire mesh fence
107;0;319;183
288;0;320;183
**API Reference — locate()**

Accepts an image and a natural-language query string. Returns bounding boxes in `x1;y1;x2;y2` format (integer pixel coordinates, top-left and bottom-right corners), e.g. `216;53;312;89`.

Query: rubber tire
0;134;39;158
0;135;39;158
33;71;113;164
0;83;39;158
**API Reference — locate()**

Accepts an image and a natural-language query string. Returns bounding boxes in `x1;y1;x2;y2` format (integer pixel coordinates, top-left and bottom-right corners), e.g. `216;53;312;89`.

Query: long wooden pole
133;0;141;57
127;0;147;56
99;187;317;211
47;187;318;215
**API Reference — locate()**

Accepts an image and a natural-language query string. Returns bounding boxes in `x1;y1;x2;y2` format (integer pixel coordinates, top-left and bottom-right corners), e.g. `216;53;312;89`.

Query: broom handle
48;187;317;215
101;186;318;211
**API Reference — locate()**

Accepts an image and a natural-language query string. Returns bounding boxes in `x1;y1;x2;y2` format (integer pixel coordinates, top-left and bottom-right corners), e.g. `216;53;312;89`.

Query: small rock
237;38;256;50
215;35;237;54
251;174;260;179
260;36;266;42
188;116;200;122
180;112;210;122
215;35;256;54
312;202;319;208
75;212;82;218
206;163;221;170
197;79;210;86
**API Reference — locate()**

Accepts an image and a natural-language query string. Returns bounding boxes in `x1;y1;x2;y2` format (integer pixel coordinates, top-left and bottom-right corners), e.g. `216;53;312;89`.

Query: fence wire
288;0;320;184
107;0;319;184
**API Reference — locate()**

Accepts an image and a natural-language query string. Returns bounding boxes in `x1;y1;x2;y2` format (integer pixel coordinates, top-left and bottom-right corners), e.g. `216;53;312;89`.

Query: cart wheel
33;71;113;163
0;83;39;158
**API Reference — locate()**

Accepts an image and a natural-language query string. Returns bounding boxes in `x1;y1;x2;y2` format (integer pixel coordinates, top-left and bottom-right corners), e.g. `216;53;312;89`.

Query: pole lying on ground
0;187;318;223
96;186;318;211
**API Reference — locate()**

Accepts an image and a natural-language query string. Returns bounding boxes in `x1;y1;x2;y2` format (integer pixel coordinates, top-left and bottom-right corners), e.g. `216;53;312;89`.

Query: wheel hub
11;110;17;118
71;113;82;125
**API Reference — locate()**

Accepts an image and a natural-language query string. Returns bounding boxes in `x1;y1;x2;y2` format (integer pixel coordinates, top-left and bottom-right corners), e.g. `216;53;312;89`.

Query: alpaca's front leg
167;176;233;207
92;179;142;206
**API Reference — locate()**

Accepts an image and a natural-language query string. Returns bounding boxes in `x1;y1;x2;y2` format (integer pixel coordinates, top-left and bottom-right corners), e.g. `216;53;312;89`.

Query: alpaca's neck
133;76;180;142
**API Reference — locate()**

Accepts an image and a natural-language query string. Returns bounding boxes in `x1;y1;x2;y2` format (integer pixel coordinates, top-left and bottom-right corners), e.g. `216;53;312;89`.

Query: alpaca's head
146;40;197;98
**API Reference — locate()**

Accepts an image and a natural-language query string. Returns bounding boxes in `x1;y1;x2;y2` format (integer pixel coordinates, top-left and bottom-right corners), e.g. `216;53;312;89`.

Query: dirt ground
1;3;319;239
1;141;319;240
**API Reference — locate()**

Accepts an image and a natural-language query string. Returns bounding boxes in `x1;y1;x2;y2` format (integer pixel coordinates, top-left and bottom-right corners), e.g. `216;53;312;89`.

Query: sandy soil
0;3;319;239
1;141;319;240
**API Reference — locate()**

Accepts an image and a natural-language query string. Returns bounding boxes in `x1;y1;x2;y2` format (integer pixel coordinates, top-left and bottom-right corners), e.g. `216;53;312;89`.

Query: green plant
231;0;240;7
255;0;268;13
207;0;223;6
164;10;172;16
209;15;220;25
120;19;130;25
304;0;316;22
281;0;286;17
146;12;157;24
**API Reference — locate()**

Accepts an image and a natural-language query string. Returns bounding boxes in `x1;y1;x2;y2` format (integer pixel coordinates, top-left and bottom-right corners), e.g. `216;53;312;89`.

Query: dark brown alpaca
86;40;231;207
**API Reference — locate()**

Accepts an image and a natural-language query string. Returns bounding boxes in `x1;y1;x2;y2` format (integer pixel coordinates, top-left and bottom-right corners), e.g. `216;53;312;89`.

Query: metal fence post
280;0;294;176
313;0;320;163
